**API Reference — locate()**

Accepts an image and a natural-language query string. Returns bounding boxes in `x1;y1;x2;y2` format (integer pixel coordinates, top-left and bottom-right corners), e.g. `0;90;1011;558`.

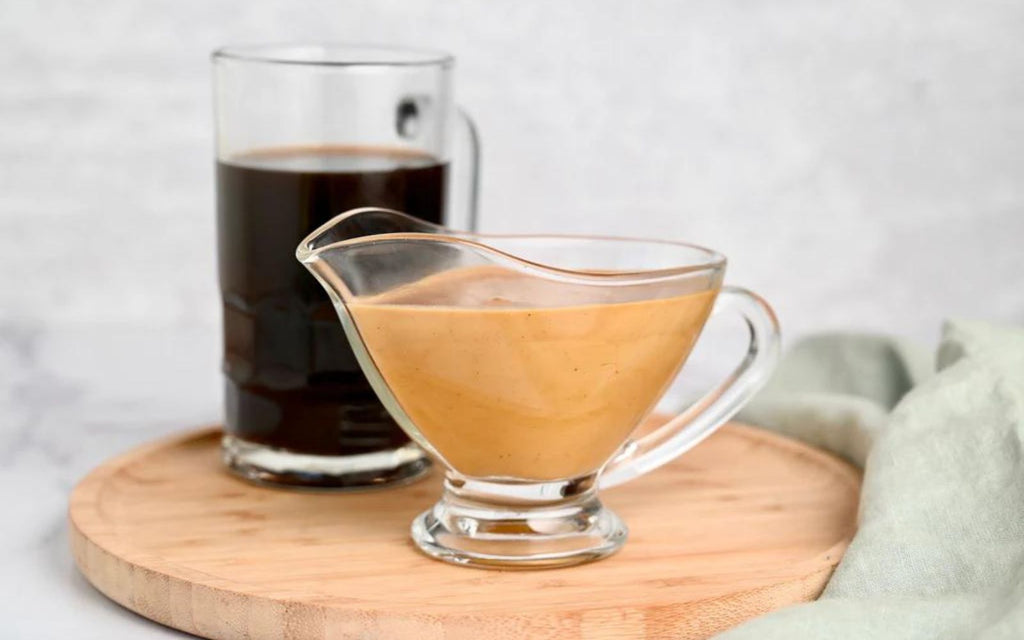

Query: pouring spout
296;207;446;265
296;206;465;306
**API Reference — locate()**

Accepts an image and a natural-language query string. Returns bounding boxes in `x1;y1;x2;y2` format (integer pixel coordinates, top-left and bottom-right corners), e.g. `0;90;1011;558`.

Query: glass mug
213;45;479;489
297;208;780;569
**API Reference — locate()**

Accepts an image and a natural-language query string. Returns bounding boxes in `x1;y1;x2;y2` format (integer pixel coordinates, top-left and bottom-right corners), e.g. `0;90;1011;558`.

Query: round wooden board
69;424;860;640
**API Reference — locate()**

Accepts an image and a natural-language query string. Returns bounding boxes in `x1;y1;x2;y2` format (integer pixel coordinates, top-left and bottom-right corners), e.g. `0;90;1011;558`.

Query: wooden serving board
69;424;860;640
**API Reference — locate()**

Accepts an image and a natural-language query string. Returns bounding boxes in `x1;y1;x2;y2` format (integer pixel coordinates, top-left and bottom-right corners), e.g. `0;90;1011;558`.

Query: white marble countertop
1;324;219;638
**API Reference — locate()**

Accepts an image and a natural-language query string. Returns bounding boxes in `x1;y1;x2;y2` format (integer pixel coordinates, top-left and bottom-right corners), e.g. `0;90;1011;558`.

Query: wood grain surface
68;424;860;640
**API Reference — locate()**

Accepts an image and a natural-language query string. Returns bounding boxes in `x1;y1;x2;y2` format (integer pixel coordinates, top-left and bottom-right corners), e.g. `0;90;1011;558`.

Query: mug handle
598;286;781;489
447;108;482;231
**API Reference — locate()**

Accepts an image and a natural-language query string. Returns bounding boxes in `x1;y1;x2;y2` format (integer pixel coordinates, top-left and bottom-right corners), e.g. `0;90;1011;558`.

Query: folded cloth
720;320;1024;639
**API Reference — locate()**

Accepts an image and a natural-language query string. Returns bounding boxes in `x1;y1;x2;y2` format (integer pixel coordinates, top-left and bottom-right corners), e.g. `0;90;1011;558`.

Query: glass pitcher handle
598;286;781;489
448;108;481;231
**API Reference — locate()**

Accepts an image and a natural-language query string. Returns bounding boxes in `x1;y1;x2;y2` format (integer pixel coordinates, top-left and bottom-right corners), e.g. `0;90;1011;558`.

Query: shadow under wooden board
68;423;860;640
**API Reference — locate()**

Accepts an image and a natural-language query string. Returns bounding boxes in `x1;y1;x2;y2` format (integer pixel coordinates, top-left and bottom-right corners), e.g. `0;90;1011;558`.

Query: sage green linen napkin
720;320;1024;639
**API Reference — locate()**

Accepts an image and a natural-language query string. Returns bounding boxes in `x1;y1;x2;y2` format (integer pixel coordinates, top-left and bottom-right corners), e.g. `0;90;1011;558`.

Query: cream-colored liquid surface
348;266;718;481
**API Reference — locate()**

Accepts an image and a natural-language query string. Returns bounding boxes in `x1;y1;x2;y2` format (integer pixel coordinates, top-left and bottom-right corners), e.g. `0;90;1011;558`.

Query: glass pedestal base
411;475;627;569
222;435;431;491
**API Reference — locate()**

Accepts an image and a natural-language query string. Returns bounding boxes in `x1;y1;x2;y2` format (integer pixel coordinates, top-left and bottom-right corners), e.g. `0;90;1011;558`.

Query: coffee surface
217;146;447;455
348;266;718;480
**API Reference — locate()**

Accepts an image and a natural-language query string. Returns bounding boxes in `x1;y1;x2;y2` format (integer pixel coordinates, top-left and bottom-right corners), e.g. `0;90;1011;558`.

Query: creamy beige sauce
348;266;718;481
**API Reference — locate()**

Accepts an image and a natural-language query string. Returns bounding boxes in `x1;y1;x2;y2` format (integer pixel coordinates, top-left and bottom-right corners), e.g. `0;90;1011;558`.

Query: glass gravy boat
297;208;780;569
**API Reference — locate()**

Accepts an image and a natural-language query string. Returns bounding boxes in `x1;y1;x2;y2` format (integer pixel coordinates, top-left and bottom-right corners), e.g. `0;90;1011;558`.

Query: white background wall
2;0;1022;342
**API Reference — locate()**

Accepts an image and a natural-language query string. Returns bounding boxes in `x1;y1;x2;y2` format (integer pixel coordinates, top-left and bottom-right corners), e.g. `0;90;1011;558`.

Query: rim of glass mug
212;43;454;68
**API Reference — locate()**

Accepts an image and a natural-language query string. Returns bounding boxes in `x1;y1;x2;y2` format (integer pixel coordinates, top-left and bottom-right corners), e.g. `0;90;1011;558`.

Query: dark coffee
217;146;447;456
